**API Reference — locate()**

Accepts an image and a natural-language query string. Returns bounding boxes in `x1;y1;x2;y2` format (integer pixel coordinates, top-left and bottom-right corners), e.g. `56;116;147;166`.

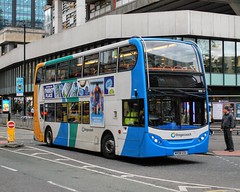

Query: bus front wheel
45;128;53;147
102;133;115;159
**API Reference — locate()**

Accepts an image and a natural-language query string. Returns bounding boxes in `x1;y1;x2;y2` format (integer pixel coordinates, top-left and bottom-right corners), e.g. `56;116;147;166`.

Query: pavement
208;130;240;156
0;127;240;156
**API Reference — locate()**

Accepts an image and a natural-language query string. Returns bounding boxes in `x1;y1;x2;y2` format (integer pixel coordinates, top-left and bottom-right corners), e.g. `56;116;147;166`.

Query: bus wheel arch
45;126;53;147
101;131;116;159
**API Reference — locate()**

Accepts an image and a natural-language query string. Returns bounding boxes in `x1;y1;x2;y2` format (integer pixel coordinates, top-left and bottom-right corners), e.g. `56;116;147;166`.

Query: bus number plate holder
174;151;188;156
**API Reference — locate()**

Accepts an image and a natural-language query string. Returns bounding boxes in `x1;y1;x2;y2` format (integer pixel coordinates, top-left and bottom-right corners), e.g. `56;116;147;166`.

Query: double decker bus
33;37;210;158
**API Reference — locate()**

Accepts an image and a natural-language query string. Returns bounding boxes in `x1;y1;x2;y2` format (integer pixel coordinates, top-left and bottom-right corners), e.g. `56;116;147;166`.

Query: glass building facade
0;0;46;29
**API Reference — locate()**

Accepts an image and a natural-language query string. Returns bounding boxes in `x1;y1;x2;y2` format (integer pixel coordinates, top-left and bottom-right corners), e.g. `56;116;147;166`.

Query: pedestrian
209;114;214;136
31;107;34;116
221;106;235;152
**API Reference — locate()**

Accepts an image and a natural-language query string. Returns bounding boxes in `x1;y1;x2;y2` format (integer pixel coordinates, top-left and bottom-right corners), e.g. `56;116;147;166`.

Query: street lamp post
23;24;26;116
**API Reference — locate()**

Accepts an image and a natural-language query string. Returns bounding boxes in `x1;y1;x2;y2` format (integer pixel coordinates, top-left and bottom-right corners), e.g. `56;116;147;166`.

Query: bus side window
122;99;144;127
45;103;56;122
68;102;80;123
119;45;138;72
82;101;90;124
35;68;44;84
46;66;56;83
70;58;82;78
40;104;44;119
83;54;99;77
57;61;69;81
56;103;67;122
99;49;117;74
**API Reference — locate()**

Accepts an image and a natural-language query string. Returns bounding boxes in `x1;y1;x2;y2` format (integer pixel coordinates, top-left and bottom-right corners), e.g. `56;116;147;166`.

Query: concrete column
76;0;86;26
6;44;15;52
229;2;240;15
53;0;63;34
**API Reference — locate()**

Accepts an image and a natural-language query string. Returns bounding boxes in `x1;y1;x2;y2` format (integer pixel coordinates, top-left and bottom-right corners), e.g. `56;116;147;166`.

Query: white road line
31;152;49;156
1;146;240;192
48;181;78;192
55;158;70;161
1;165;18;172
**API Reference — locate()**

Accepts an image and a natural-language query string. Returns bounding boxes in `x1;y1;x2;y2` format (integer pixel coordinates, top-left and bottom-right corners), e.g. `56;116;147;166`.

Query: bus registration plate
174;151;188;156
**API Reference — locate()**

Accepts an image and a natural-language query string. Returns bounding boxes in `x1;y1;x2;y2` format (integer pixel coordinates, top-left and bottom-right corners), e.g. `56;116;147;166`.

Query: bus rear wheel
102;134;115;159
45;128;53;147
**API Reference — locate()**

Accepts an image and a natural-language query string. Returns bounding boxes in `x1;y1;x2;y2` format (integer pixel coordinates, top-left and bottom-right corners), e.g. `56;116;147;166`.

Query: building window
237;42;240;72
211;40;223;73
224;41;236;86
197;39;210;73
237;42;240;85
224;41;235;74
211;40;223;86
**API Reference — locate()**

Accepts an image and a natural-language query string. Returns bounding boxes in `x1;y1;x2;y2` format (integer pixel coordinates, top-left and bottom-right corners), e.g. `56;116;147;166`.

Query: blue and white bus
34;37;210;158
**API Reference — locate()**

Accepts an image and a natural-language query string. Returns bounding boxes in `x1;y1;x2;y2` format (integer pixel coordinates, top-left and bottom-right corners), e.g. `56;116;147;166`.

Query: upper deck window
45;65;56;83
145;41;201;73
119;45;138;71
70;57;83;78
83;53;99;77
35;67;44;84
100;49;117;74
57;61;69;81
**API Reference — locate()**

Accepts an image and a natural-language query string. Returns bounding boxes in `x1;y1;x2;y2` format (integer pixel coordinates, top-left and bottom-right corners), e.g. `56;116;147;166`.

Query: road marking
215;155;240;169
1;146;240;192
31;152;49;156
48;181;78;192
179;185;209;191
1;165;18;172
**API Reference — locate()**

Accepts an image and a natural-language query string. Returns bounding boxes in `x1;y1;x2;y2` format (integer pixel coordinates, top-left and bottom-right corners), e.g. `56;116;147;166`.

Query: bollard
7;121;15;142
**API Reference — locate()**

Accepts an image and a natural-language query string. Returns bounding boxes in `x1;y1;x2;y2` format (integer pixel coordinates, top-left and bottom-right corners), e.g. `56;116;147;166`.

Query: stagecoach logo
171;132;192;138
82;127;94;132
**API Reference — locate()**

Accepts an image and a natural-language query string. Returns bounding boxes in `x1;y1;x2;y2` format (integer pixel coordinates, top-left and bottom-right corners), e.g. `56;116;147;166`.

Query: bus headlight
149;134;163;145
198;132;208;142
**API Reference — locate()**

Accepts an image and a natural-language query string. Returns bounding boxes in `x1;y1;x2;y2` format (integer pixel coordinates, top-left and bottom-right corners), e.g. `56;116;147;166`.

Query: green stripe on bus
67;97;79;102
69;123;78;148
45;55;73;66
61;79;77;83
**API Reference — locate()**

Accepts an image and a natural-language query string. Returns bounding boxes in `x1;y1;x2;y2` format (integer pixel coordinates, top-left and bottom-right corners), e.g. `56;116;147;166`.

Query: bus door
122;99;145;155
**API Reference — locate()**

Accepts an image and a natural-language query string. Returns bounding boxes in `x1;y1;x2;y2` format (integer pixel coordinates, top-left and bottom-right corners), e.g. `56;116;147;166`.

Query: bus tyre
102;134;115;159
45;128;53;147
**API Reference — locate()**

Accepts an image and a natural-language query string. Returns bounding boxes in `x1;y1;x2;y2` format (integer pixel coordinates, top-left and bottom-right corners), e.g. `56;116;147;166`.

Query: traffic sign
7;121;15;129
7;120;15;142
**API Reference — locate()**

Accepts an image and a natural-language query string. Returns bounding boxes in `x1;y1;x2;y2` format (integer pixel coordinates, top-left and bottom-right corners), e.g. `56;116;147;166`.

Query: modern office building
0;0;46;29
0;0;240;120
0;0;46;56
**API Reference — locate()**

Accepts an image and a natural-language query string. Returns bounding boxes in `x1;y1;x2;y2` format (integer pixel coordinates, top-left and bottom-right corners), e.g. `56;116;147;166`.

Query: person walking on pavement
221;106;235;152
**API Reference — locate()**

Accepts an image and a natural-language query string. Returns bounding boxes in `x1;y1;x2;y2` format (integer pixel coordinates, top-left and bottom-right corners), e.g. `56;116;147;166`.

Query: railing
0;114;33;130
210;122;239;135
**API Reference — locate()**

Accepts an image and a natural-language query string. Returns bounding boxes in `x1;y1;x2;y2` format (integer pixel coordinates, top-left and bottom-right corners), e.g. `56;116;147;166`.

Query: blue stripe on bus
54;123;68;146
120;38;149;157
